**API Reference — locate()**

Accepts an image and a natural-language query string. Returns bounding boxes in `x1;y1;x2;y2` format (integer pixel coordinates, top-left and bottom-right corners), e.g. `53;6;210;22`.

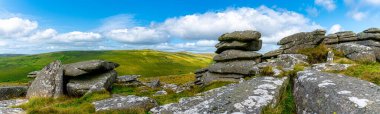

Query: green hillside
0;50;213;83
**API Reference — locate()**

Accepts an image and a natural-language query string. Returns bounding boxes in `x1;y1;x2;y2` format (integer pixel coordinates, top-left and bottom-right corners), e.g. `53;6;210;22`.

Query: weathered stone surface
308;63;351;71
323;34;339;44
275;54;308;70
215;40;262;54
218;30;261;41
154;90;168;96
295;70;380;114
63;60;119;77
354;40;380;47
92;95;158;112
363;27;380;33
208;60;257;75
213;50;262;62
327;50;334;64
357;32;380;40
116;75;139;83
162;84;184;93
150;77;287;114
27;71;39;78
144;80;160;88
278;29;326;45
282;44;317;54
66;70;117;96
27;60;64;98
333;43;376;62
0;86;27;100
0;99;28;114
262;49;283;59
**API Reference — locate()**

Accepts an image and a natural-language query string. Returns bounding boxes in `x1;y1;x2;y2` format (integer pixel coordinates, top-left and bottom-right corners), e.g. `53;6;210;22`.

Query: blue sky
1;0;380;54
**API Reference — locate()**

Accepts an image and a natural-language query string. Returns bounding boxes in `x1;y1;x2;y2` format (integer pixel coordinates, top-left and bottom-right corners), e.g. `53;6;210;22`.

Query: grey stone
356;32;380;40
308;63;351;71
323;34;339;44
0;99;28;114
145;80;160;88
92;95;158;112
215;40;262;54
275;54;308;70
262;49;283;59
153;90;168;96
213;50;262;62
208;60;257;75
363;27;380;33
27;71;39;78
354;40;380;47
295;70;380;114
0;86;28;100
66;70;117;96
194;68;208;74
327;50;334;64
278;29;326;45
0;86;27;100
333;43;376;62
26;60;64;98
116;75;139;83
63;60;119;77
150;77;288;114
218;30;261;41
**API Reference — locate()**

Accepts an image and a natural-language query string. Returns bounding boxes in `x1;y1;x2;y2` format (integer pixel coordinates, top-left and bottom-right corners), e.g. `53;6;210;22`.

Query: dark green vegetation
0;50;213;82
297;44;329;64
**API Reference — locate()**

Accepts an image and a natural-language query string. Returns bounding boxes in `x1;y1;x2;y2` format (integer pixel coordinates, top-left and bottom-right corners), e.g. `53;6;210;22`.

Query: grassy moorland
0;49;213;83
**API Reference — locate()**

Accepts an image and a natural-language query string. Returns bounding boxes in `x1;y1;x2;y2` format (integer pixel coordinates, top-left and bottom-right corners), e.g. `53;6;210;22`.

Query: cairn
195;30;262;85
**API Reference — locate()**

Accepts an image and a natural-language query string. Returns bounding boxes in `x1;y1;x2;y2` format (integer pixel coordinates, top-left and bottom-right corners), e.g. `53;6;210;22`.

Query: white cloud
26;29;57;42
348;11;366;21
0;17;38;38
54;31;102;42
328;24;343;33
315;0;336;11
96;14;136;32
157;6;321;44
363;0;380;5
105;27;168;44
0;40;7;47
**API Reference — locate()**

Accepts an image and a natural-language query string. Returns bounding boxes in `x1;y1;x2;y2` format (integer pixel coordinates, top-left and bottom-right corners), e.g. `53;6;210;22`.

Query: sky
1;0;380;54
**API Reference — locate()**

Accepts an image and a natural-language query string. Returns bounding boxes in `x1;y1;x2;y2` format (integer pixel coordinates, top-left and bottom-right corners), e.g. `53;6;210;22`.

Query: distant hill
0;50;213;82
0;54;26;57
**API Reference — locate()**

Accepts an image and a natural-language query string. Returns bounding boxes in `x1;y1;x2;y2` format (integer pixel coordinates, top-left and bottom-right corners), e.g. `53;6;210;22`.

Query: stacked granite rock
195;30;262;85
322;28;379;62
26;60;119;98
263;29;326;59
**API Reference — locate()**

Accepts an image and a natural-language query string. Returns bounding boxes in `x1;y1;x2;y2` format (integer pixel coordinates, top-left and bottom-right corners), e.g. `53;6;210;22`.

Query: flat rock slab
64;60;119;77
333;43;376;62
215;40;262;54
0;99;28;114
92;95;158;112
213;50;262;62
308;63;351;71
208;60;257;75
218;30;261;42
150;76;288;114
0;86;27;100
295;70;380;114
66;70;117;96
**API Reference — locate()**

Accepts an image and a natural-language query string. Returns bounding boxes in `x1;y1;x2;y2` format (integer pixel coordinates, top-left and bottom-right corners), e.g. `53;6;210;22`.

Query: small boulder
153;90;168;96
115;75;142;86
63;60;119;77
26;71;39;78
208;60;257;75
218;30;261;41
92;95;158;112
0;99;28;114
27;60;64;98
0;86;27;100
363;27;380;33
144;80;160;88
66;70;117;96
262;49;283;59
333;43;376;62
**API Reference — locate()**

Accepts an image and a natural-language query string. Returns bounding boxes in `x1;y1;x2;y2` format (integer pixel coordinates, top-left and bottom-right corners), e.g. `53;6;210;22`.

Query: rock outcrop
0;86;27;100
252;54;309;76
151;76;287;114
66;70;117;96
26;60;64;98
92;95;158;112
295;70;380;113
195;30;262;85
63;60;119;77
0;99;28;114
278;29;326;54
332;43;376;62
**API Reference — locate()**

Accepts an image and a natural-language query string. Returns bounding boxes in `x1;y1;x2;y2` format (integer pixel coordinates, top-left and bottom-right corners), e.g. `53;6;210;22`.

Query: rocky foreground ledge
295;70;380;113
150;76;288;114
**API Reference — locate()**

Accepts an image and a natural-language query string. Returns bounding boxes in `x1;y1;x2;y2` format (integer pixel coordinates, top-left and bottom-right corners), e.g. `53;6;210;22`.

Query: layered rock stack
26;60;119;98
195;30;262;85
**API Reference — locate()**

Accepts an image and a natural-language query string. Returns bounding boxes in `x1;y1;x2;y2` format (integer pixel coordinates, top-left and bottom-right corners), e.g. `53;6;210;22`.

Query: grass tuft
297;44;329;64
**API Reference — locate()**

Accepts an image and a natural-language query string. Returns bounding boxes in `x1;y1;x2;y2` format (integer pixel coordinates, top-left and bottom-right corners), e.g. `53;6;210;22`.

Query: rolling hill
0;50;213;83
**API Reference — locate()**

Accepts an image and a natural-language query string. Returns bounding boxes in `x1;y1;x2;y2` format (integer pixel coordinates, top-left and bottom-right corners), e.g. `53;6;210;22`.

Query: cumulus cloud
315;0;336;11
105;27;169;44
0;40;7;46
328;24;343;33
53;31;102;42
363;0;380;5
348;11;367;21
0;17;38;38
